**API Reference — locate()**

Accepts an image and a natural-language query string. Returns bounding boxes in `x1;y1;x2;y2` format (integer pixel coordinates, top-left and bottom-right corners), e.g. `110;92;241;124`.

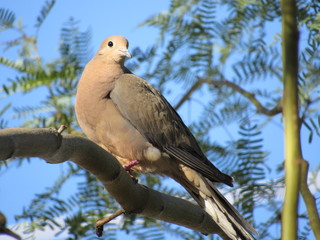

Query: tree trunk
280;0;301;239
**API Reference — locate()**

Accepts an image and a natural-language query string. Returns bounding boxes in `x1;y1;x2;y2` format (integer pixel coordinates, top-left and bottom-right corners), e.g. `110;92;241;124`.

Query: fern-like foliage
232;122;268;222
138;0;320;238
2;0;320;239
0;8;15;30
1;18;90;132
35;0;56;30
0;103;10;129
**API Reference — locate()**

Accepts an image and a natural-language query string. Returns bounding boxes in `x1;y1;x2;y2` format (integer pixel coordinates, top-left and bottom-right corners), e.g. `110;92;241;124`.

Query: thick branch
0;128;227;237
198;77;282;116
300;160;320;239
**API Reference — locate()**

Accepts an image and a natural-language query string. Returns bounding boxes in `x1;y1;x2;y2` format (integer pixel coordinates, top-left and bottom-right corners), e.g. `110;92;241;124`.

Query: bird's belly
89;102;161;172
76;96;169;174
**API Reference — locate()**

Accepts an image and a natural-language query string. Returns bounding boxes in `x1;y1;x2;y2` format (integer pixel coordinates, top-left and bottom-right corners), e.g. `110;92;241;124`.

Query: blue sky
1;0;319;240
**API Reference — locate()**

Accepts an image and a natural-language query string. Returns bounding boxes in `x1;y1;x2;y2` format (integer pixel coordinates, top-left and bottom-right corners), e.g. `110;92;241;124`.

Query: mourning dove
75;35;257;240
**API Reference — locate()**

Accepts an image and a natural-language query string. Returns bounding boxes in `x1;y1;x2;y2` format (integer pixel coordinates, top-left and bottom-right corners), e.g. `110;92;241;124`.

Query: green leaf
35;0;56;29
0;8;15;29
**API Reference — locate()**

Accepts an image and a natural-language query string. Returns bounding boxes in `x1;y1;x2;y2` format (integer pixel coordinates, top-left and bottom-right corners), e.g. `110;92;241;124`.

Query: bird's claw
124;160;139;183
127;170;138;183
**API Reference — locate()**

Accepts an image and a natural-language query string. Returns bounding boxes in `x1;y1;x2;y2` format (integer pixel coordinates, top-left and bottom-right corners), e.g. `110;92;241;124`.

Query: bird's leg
96;209;125;237
124;159;139;171
123;160;139;182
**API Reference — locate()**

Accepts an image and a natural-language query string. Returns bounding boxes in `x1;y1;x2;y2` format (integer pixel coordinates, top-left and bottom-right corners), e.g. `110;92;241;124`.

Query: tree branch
300;160;320;239
0;212;21;240
0;128;228;238
280;0;301;238
198;77;282;116
174;80;204;110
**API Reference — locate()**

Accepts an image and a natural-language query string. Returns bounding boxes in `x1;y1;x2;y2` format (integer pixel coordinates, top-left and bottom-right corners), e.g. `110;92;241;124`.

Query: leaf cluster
138;0;320;239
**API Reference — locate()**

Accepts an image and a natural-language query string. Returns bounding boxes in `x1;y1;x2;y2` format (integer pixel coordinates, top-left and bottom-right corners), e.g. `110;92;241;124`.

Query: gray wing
109;73;233;186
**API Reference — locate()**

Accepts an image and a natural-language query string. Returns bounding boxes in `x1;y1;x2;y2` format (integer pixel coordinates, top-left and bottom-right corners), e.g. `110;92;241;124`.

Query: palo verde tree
0;0;320;239
139;0;320;238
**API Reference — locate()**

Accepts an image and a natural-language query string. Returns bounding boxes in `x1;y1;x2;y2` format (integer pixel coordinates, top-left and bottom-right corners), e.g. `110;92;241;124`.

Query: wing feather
110;73;233;186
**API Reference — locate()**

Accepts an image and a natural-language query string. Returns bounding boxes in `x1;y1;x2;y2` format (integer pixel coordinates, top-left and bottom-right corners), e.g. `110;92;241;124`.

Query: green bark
280;0;301;239
300;160;320;239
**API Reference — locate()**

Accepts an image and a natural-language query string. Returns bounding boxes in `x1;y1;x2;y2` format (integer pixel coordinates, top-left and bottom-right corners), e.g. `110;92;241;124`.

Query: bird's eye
108;41;114;47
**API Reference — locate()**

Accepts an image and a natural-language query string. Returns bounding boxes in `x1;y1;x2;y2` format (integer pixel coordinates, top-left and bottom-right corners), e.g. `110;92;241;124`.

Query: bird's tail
172;167;258;240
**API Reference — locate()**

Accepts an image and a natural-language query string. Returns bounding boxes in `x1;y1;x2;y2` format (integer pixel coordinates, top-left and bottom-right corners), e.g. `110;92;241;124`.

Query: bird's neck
75;58;126;141
93;53;127;66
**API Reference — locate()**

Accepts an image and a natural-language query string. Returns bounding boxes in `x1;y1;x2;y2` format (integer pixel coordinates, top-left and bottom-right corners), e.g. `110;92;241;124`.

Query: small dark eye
108;41;114;47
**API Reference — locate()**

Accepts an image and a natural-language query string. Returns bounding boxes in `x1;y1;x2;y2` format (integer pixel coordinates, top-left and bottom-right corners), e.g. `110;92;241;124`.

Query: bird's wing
109;73;233;186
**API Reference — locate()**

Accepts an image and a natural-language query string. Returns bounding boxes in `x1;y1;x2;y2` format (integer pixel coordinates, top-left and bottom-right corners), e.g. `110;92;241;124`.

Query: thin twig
300;160;320;239
198;77;282;116
95;209;125;237
0;212;21;240
174;80;204;110
173;77;282;117
57;125;67;134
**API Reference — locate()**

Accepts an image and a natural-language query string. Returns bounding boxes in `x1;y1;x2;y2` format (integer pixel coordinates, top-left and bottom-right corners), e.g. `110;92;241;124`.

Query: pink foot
123;160;139;183
124;159;139;171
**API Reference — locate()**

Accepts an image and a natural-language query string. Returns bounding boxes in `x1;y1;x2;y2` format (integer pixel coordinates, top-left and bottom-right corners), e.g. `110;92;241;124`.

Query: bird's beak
119;49;131;58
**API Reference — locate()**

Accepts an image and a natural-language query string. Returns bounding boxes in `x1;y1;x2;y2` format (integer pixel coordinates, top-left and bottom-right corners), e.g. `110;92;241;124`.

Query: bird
0;212;21;240
75;35;258;240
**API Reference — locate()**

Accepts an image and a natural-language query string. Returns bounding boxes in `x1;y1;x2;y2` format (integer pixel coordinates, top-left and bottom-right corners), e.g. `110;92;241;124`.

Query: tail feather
172;167;257;240
204;198;239;240
206;180;258;237
204;182;257;240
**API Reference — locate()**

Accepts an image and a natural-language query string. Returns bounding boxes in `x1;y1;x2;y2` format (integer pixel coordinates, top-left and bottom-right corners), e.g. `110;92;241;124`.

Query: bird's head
97;35;131;64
